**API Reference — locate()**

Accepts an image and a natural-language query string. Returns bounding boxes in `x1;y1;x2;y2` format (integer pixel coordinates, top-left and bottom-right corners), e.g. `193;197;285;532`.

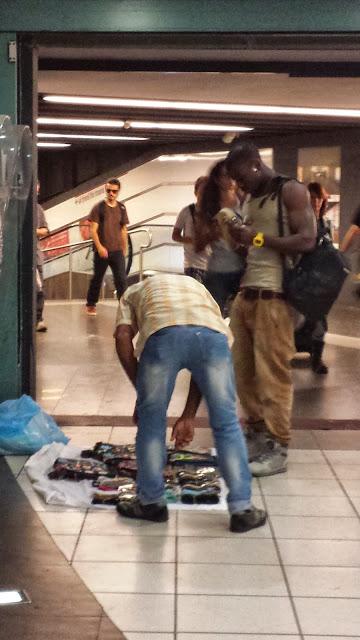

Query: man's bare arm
114;325;137;387
217;181;316;254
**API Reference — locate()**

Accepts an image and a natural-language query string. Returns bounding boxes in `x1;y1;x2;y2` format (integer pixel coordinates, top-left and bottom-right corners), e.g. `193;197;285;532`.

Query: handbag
277;181;350;320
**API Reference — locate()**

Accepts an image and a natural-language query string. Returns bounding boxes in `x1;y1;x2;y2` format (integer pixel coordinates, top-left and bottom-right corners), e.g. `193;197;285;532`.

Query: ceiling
36;34;360;152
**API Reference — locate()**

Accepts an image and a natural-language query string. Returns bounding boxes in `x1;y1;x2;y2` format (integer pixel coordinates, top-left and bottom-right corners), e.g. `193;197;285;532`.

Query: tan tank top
241;192;289;291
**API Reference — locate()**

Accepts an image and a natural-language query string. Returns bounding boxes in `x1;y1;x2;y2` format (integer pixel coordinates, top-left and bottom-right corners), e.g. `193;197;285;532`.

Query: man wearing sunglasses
86;178;129;316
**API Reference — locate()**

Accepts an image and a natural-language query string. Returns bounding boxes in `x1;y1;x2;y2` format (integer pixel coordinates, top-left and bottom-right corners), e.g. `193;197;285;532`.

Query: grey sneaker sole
250;464;287;477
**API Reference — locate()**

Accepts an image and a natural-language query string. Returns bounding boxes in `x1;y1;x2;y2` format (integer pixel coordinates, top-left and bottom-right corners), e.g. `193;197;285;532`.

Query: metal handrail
42;227;152;299
43;180;193;237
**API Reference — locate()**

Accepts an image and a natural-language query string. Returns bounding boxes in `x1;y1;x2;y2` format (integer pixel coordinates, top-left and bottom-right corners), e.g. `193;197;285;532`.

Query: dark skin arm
171;377;202;448
114;324;138;424
219;181;316;254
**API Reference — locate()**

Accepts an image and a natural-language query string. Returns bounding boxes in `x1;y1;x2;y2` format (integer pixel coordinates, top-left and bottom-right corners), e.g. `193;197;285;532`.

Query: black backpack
276;178;350;320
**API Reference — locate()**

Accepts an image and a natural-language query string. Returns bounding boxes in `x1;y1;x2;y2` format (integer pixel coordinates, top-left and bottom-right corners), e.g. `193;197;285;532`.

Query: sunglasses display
106;188;119;194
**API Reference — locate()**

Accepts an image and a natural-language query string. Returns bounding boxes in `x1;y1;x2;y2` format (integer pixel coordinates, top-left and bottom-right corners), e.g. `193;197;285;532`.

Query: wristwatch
253;232;265;248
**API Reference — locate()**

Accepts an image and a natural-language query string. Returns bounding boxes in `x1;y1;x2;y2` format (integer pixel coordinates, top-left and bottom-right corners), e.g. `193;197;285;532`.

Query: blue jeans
135;325;252;514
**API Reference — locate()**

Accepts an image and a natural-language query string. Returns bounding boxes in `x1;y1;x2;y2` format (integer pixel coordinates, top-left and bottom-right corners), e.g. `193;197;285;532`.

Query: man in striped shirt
114;273;266;533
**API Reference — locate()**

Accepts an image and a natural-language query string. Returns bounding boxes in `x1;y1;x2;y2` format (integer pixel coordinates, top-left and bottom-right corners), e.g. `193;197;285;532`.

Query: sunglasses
106;188;119;194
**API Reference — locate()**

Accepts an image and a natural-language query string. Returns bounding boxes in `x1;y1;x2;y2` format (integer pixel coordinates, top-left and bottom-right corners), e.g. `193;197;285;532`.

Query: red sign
41;229;70;261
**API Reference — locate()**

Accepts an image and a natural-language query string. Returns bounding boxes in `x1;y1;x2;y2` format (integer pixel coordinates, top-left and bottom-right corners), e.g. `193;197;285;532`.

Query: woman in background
294;182;330;374
194;160;246;316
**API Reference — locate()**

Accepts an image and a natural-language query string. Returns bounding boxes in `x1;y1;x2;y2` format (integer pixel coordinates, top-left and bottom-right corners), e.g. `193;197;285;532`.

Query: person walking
85;178;129;316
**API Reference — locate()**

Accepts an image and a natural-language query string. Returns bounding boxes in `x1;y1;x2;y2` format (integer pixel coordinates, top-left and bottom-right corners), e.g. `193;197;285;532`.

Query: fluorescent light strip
38;117;125;127
37;142;71;148
37;117;249;133
131;121;249;132
37;132;149;141
43;94;360;119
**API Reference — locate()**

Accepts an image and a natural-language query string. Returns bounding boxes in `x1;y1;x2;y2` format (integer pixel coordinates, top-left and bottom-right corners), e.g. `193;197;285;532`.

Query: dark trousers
86;250;127;306
205;270;243;316
36;264;45;322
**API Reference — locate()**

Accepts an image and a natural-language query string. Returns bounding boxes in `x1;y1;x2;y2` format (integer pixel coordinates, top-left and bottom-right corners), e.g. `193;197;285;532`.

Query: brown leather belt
240;287;285;301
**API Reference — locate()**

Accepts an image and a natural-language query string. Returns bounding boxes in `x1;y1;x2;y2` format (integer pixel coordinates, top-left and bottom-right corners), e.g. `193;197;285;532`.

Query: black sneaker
230;506;267;533
116;498;168;522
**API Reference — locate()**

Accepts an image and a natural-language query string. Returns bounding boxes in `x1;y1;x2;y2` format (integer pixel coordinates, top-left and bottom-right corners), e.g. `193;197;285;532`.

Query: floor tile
52;534;78;561
73;561;175;593
287;450;326;463
332;464;360;479
96;593;174;632
341;479;360;497
177;636;301;640
178;537;278;564
177;595;298;634
352;497;360;514
82;510;176;536
325;450;360;465
294;597;360;635
125;635;173;640
314;431;360;450
265;495;356;517
285;565;360;597
37;511;86;535
177;507;270;538
305;637;360;640
278;539;360;566
62;426;112;447
270;515;360;540
177;563;287;596
74;535;175;563
5;455;28;477
259;477;343;496
285;463;333;479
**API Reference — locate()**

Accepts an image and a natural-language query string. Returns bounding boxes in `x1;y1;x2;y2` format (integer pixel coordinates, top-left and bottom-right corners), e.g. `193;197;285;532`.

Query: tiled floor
5;297;359;638
8;426;360;639
36;300;360;421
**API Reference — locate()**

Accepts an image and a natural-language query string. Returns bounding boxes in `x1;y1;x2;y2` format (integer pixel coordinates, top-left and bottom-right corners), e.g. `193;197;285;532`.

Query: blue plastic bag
0;394;69;455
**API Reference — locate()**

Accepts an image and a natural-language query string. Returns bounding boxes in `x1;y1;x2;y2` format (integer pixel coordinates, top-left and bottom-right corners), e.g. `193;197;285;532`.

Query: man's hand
98;245;109;259
235;225;256;247
171;417;195;449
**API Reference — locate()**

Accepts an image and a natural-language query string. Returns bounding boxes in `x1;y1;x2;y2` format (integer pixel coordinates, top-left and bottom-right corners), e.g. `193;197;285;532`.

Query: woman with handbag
294;182;331;374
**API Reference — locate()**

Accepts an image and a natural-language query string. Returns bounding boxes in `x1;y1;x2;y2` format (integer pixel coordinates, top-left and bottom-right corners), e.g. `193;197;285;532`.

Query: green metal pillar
0;33;21;401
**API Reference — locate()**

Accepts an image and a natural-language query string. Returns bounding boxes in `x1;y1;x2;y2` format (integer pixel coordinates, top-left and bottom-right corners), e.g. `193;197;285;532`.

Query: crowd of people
38;142;352;533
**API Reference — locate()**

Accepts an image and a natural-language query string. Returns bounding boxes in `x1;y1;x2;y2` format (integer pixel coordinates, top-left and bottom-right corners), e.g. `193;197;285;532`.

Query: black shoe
230;506;267;533
311;359;328;374
116;498;168;522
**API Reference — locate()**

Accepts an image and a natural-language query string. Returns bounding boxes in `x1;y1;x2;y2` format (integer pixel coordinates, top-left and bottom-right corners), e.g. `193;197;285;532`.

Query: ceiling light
37;132;148;141
37;117;250;133
0;590;31;606
43;94;360;119
37;142;71;148
131;122;250;132
37;117;125;127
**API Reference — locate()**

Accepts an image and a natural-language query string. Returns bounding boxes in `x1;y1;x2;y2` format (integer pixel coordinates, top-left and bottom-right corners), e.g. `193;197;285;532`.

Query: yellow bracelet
253;232;265;248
